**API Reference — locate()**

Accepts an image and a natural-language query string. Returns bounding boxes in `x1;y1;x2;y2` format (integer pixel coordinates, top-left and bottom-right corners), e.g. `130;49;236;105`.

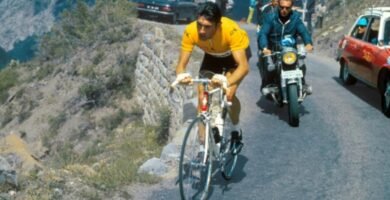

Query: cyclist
258;0;313;96
174;2;250;149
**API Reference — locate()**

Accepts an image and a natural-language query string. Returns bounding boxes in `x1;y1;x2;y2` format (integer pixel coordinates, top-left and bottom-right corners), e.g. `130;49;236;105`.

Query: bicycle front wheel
179;117;212;200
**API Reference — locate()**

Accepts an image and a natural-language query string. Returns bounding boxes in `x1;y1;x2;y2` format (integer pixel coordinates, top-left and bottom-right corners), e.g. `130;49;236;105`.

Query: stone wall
134;27;199;135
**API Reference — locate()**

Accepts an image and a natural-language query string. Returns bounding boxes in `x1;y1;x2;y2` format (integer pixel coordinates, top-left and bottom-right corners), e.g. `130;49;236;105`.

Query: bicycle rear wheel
179;117;212;200
220;131;238;180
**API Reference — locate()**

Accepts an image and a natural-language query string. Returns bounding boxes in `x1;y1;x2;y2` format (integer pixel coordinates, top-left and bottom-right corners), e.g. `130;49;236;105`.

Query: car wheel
381;74;390;117
339;62;357;85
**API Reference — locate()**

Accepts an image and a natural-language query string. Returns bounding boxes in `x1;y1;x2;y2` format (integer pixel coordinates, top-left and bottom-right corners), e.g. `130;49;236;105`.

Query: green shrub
88;124;161;189
52;142;80;168
157;107;171;145
1;107;13;127
35;64;55;80
80;140;104;164
48;112;67;135
101;109;126;132
79;64;98;79
92;50;105;65
38;0;137;60
0;68;19;104
104;52;136;98
78;81;106;107
18;110;32;124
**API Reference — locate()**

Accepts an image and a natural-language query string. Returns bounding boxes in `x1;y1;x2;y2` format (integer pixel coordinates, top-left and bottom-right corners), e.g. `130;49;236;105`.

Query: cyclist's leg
224;70;244;154
224;46;251;125
225;69;241;125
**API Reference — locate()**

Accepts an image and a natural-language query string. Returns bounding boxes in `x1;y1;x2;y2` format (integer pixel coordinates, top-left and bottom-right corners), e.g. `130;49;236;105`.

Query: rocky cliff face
0;0;56;51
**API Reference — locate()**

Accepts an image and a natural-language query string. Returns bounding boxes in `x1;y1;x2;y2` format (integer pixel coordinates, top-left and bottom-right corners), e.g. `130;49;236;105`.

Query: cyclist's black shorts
199;47;252;75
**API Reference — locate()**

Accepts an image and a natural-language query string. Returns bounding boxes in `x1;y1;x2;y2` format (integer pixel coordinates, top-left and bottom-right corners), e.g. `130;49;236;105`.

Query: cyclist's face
197;16;218;41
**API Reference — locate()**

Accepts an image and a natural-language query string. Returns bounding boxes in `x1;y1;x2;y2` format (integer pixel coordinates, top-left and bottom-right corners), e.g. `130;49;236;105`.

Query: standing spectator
293;0;316;34
257;0;278;27
305;0;316;34
247;0;258;24
315;1;325;28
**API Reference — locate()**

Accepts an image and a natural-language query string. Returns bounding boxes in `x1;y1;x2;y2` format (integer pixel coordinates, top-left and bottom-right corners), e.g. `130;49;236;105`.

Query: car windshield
384;18;390;46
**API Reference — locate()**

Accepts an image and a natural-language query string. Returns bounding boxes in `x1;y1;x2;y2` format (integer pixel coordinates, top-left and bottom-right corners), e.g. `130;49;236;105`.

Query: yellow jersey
181;17;250;57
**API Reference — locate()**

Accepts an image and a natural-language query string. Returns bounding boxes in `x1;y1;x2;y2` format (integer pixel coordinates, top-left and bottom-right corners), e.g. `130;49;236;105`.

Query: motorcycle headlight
282;52;297;65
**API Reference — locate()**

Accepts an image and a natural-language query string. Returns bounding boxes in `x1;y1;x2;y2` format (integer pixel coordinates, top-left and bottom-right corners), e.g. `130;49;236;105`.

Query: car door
353;16;381;85
372;17;390;87
346;16;372;82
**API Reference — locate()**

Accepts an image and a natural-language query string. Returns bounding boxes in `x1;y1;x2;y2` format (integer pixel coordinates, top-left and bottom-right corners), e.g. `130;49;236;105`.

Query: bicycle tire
179;117;213;200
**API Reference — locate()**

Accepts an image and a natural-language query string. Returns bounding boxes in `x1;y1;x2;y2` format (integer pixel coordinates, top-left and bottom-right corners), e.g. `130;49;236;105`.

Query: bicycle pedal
232;141;244;155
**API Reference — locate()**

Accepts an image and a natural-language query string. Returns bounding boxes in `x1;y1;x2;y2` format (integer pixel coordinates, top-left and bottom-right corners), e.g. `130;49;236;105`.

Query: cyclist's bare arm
228;49;249;86
175;50;192;84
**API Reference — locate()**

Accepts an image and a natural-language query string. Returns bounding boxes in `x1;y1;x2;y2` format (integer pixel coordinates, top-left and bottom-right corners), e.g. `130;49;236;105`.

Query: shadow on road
332;77;381;111
205;155;248;199
255;95;310;126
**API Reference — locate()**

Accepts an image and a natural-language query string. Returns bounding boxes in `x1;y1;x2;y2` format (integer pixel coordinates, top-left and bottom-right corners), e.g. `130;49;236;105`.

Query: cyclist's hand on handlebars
262;48;272;55
175;72;192;85
305;44;313;53
211;74;228;89
171;73;192;88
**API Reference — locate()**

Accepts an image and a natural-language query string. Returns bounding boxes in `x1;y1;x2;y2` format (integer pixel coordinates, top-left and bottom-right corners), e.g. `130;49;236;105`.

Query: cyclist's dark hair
197;2;222;24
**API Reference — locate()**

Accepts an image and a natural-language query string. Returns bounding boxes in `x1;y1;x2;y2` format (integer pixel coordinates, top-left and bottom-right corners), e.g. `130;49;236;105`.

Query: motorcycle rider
258;0;313;96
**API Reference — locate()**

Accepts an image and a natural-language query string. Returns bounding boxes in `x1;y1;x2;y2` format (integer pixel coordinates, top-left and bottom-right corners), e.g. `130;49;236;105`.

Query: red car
336;7;390;117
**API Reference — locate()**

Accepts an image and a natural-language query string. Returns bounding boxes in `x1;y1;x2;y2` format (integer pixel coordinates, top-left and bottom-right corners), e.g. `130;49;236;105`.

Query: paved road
148;23;390;200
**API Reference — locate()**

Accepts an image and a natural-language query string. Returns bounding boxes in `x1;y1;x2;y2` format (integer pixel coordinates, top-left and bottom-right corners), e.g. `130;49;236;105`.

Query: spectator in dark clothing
257;0;278;27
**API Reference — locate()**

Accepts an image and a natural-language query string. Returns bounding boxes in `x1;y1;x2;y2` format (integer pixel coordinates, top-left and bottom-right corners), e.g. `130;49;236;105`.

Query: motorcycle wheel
287;84;299;127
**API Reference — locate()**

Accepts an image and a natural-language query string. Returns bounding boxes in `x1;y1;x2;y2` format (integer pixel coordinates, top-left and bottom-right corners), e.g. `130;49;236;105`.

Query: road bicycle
171;71;242;200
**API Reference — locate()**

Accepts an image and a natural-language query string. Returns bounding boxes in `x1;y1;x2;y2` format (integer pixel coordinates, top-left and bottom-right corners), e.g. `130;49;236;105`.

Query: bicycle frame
194;78;229;168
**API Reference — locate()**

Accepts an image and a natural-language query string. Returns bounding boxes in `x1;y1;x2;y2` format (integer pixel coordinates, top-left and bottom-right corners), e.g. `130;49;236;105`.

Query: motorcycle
260;36;309;127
